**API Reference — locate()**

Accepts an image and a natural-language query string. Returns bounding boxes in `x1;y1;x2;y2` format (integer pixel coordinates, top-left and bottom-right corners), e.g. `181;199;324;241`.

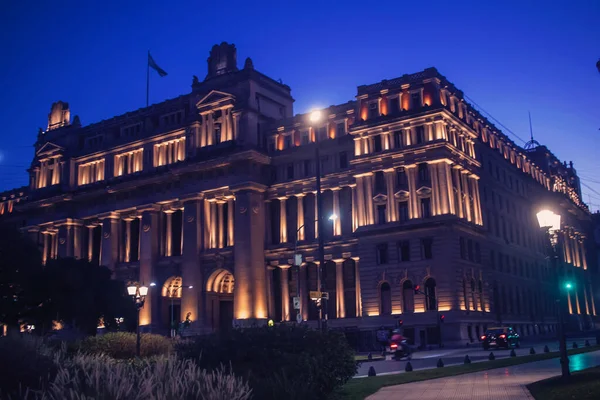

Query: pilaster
181;196;203;325
280;265;291;321
138;205;160;328
98;213;120;272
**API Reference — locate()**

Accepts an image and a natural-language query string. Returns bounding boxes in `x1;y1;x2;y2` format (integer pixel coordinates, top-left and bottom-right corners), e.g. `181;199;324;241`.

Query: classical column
280;265;291;321
207;113;214;145
232;187;268;323
429;163;440;216
232;112;240;140
200;113;208;147
218;202;225;248
354;258;362;317
165;210;174;256
203;199;212;249
589;284;597;316
384;170;397;222
227;198;235;246
210;201;217;249
575;291;582;314
335;260;345;318
406;166;419;219
355;177;366;227
139;206;160;329
266;266;276;319
471;176;483;225
584;286;591;315
279;197;288;243
57;220;81;259
364;174;375;225
332;189;342;235
350;184;358;232
354;138;362;156
222;108;229;143
444;163;455;215
181;196;202;325
461;172;472;222
453;167;464;218
42;232;49;265
436;161;450;214
581;240;588;270
124;218;132;262
296;194;305;241
99;213;120;273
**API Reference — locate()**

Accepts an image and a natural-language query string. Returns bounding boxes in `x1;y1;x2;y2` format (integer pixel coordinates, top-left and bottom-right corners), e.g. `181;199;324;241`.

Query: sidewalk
366;350;600;400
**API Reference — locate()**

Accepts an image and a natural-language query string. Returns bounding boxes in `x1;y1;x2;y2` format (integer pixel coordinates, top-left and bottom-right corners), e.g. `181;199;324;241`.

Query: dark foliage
175;325;357;400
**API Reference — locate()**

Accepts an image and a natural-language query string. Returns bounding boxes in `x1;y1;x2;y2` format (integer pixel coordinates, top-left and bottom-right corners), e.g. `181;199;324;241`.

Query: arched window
424;278;437;311
402;280;414;313
380;282;392;315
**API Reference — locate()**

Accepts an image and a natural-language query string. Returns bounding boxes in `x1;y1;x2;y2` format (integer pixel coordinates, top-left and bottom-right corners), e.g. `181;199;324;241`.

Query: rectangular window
114;149;143;177
287;164;294;180
421;238;433;260
284;135;292;149
411;92;421;108
459;237;466;259
396;167;407;187
339;152;348;169
303;160;310;177
320;155;329;173
393;130;403;148
418;163;430;183
398;201;409;222
389;97;399;113
336;122;346;136
416;126;425;144
301;131;309;145
78;159;105;186
376;243;388;265
398;240;410;262
373;135;382;152
377;204;386;225
375;171;385;193
317;126;327;141
369;102;379;119
268;139;276;152
475;243;481;263
153;138;185;167
420;197;431;218
467;239;474;261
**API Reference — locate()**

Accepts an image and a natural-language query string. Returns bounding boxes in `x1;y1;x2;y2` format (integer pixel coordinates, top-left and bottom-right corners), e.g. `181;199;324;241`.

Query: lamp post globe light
127;283;149;357
536;209;570;378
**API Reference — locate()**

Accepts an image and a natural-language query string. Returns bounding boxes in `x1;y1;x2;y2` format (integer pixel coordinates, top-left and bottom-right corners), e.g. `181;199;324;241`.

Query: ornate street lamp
127;283;149;357
536;209;570;377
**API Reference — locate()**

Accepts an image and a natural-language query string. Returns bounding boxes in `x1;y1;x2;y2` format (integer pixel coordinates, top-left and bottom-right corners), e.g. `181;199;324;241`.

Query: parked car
481;327;520;350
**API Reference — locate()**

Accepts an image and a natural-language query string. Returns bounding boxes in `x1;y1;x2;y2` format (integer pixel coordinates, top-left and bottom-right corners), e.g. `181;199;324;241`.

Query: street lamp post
170;285;193;337
536;209;570;378
127;283;149;357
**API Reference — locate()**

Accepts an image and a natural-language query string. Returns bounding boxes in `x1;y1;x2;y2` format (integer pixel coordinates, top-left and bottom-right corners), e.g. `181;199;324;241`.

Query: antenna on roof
524;111;540;150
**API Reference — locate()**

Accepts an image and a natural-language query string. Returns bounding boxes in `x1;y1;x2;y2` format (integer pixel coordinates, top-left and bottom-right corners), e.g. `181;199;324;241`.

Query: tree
0;225;44;330
33;258;136;335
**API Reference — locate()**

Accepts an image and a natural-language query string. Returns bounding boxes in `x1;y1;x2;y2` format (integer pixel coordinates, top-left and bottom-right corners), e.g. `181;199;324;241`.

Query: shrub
79;332;171;359
0;334;57;397
175;325;357;400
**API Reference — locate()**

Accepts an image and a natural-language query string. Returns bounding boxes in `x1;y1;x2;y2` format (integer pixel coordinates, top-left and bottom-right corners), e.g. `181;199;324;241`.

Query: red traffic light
439;314;445;323
398;319;404;327
414;285;420;294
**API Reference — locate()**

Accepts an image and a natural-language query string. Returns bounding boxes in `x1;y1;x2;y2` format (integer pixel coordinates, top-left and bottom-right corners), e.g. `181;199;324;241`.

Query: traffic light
414;285;420;295
439;314;445;323
398;319;404;327
564;282;573;290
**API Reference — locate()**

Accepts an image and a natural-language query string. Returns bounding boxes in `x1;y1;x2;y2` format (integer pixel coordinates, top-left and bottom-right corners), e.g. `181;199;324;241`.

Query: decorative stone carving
103;232;110;239
186;215;195;223
59;238;66;245
143;224;150;232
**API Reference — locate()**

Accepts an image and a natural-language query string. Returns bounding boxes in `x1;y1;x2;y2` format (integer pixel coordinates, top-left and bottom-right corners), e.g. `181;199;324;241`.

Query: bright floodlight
127;285;137;296
329;214;338;221
309;110;322;123
188;285;194;289
150;282;157;287
536;210;561;232
139;286;149;297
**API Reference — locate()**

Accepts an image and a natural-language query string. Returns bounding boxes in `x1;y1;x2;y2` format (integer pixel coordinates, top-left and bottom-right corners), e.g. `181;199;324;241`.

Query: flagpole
146;50;150;107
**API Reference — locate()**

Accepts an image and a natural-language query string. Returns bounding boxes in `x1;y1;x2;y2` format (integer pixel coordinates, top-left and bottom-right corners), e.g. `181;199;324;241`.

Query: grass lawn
338;345;600;400
527;366;600;400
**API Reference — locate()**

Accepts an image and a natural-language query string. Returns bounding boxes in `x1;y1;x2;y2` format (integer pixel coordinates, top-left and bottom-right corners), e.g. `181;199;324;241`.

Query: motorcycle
390;339;412;360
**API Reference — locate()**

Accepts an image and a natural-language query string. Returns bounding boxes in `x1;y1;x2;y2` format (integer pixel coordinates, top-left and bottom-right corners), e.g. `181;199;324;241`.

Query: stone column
227;198;235;246
429;163;440;216
453;167;464;218
471;176;483;225
72;220;83;259
218;202;225;248
232;112;240;140
210;201;217;249
364;174;375;225
181;196;202;325
222;108;229;143
335;260;345;318
232;186;268;323
384;170;397;222
207;113;214;145
266;266;276;319
99;213;120;272
436;161;450;214
355;177;366;227
139;206;160;329
124;218;132;262
589;284;597;316
296;194;305;241
461;172;472;222
42;232;49;265
584;286;591;315
280;265;291;321
354;258;362;317
203;199;212;249
350;184;358;232
332;189;342;236
406;166;419;219
444;163;455;215
279;197;288;243
164;210;173;256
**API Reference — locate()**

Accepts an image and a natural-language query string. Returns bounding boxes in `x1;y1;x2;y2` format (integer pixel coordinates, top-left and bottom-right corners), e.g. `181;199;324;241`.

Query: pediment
196;90;236;110
394;190;409;199
416;186;431;195
373;193;387;203
36;142;64;157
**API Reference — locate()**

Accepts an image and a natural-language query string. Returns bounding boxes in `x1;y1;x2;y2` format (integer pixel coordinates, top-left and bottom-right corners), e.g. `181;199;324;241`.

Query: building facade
1;42;596;345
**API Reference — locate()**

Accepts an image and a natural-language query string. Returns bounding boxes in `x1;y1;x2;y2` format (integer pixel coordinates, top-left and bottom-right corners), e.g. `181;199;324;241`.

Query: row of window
379;278;437;315
277;151;349;182
376;238;433;265
459;237;482;263
490;250;551;281
270;121;348;152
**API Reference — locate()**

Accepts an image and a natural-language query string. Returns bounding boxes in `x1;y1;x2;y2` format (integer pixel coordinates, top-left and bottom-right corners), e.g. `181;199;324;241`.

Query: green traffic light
565;282;573;290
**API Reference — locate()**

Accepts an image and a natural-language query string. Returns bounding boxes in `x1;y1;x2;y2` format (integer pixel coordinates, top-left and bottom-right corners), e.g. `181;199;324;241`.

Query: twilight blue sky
1;0;599;209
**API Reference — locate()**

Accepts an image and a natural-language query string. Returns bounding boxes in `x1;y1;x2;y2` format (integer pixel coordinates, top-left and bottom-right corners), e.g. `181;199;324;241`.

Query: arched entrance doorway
206;269;235;332
162;276;183;335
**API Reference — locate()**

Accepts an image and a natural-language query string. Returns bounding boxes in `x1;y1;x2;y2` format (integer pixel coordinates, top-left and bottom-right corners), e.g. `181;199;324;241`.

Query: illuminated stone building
1;43;596;344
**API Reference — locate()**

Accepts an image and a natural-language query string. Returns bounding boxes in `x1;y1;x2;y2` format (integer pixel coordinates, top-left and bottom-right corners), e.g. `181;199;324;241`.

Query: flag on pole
148;52;168;77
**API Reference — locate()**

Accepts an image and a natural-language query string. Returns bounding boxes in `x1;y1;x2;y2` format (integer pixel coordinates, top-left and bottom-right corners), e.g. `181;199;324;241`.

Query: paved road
356;336;596;377
366;349;600;400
